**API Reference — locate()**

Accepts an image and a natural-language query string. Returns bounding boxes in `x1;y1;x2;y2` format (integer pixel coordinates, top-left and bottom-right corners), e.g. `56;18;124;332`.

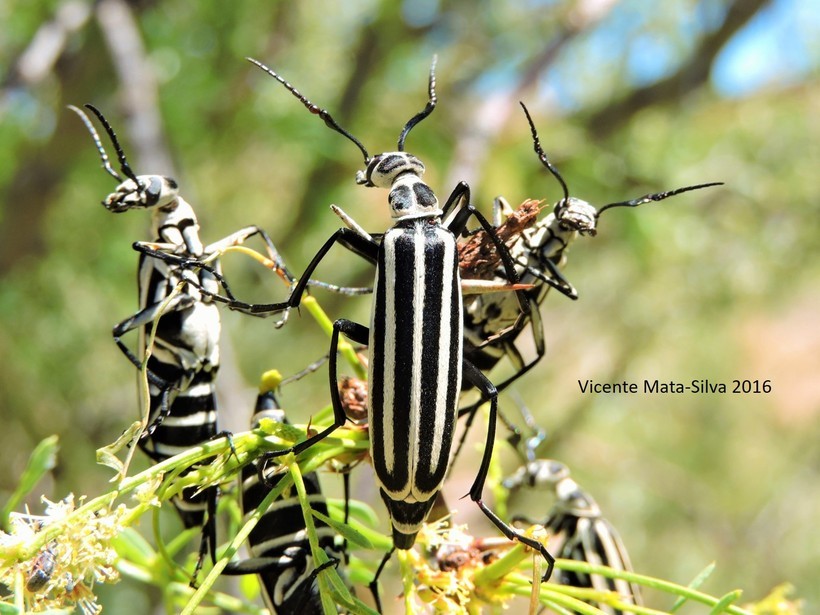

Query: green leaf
709;590;743;615
312;508;373;550
112;527;157;567
1;435;59;528
328;497;380;528
96;421;142;475
256;417;305;442
670;562;716;612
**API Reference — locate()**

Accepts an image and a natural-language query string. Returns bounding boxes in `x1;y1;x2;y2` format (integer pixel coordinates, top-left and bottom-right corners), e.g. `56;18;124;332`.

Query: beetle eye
147;177;162;195
142;177;162;205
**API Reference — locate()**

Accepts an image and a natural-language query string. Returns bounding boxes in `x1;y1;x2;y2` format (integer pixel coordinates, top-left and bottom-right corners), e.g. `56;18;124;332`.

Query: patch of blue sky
531;0;817;111
402;0;440;28
626;33;679;87
712;0;819;97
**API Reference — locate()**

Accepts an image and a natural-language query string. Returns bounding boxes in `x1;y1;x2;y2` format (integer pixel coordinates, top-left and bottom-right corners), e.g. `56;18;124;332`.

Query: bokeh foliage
1;0;817;612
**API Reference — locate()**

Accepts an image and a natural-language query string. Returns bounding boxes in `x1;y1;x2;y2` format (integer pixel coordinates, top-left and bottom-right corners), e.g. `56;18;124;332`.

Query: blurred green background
1;0;817;612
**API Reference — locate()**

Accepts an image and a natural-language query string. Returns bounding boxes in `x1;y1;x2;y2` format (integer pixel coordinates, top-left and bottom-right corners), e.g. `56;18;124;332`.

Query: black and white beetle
505;459;642;615
245;57;554;580
69;104;295;571
223;378;351;614
461;103;722;407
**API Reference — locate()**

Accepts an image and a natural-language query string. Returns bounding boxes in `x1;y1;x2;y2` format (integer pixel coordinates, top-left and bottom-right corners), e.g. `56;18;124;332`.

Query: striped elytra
369;221;462;545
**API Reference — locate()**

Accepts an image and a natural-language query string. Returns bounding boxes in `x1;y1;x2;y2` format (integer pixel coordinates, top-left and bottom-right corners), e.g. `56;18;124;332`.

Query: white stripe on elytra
409;229;426;497
429;229;456;482
381;233;397;474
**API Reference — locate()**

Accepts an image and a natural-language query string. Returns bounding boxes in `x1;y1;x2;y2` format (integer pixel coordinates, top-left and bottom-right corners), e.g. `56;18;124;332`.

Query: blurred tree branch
587;0;773;139
1;1;91;90
0;2;93;274
95;0;173;173
0;0;173;274
447;0;619;188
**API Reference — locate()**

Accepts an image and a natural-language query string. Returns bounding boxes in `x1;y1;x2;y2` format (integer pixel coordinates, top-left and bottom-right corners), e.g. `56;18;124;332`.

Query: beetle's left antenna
83;103;140;185
247;57;371;166
67;104;122;181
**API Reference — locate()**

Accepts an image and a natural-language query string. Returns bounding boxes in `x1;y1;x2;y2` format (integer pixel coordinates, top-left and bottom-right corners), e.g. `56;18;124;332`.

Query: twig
445;0;619;188
587;0;773;138
94;0;175;173
2;1;92;89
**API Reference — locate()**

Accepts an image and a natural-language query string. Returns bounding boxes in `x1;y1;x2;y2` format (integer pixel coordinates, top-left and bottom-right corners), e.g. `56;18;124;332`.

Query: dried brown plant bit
458;198;543;280
338;376;369;423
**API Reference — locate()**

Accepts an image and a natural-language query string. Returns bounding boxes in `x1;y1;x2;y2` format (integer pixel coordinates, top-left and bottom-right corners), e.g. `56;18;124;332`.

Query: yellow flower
0;494;126;613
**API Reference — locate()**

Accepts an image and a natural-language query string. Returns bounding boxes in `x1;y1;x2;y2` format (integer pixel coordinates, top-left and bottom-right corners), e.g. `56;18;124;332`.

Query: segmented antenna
519;102;570;205
83;104;140;185
67;105;121;181
596;181;724;217
397;56;438;151
247;57;370;165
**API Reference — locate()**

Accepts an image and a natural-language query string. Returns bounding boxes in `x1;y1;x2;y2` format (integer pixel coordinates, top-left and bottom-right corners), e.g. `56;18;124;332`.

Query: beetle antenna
67;105;122;181
520;102;569;205
397;55;438;151
596;182;724;217
247;57;370;165
83;104;140;185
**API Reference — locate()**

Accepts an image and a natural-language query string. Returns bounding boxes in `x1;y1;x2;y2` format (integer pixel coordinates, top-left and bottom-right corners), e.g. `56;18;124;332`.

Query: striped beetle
246;57;554;579
223;377;352;613
461;103;722;408
505;459;642;614
70;104;294;572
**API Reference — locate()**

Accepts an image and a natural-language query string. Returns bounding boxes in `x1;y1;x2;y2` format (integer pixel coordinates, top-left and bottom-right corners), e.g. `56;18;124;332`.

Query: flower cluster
0;495;126;614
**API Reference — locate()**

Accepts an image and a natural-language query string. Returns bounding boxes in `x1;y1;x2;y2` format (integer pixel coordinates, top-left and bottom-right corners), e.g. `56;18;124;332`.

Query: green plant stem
179;434;360;613
289;458;340;615
553;560;753;615
180;461;294;615
302;295;367;379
